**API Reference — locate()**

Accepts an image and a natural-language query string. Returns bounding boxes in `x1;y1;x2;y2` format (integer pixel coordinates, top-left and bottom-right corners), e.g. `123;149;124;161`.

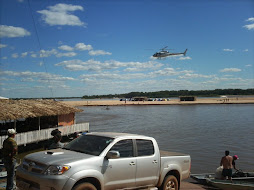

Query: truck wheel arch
160;175;178;190
72;177;101;190
159;170;180;190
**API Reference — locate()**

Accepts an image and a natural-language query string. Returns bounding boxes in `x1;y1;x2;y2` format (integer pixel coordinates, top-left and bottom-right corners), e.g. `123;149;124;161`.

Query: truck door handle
129;162;136;166
152;160;158;164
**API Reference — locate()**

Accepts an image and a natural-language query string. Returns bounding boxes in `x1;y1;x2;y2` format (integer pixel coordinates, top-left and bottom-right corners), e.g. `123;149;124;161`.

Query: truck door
135;139;160;187
103;139;136;190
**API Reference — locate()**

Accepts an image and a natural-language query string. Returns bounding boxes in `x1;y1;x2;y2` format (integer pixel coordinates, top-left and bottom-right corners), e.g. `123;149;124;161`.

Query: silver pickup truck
16;132;191;190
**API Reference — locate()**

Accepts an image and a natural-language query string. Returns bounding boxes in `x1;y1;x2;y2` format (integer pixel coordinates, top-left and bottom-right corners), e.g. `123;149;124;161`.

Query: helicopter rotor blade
160;46;168;50
160;46;174;51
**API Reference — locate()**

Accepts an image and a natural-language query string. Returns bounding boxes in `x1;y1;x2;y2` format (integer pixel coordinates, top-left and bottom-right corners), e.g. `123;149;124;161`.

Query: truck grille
22;158;47;174
16;175;40;189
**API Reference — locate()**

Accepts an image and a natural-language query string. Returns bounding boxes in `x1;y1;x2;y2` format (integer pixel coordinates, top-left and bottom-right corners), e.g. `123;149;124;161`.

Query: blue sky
0;0;253;98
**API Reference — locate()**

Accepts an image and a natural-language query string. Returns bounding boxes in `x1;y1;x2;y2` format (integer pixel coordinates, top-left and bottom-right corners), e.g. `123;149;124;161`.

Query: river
76;104;254;174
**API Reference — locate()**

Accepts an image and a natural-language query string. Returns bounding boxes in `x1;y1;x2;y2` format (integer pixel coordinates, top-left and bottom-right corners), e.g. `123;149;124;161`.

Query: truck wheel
73;182;97;190
161;175;178;190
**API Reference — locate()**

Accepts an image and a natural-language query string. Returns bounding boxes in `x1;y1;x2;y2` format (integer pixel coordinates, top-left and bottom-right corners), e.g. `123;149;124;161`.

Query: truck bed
160;150;188;157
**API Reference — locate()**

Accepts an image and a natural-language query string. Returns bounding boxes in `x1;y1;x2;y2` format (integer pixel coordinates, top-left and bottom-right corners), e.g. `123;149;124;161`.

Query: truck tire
161;175;178;190
73;182;97;190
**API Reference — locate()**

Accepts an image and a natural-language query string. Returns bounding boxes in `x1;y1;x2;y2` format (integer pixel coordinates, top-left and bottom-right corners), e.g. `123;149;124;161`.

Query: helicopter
153;46;188;59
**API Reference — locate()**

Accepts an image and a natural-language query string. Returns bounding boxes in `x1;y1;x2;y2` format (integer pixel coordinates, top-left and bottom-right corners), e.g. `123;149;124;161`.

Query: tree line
82;88;254;99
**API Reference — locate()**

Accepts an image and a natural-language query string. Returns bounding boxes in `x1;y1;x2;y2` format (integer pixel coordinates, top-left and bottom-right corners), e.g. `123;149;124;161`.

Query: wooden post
38;117;40;142
14;120;16;130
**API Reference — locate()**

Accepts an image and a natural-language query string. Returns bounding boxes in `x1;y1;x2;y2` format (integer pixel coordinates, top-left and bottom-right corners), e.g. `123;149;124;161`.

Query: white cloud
55;59;163;72
40;49;58;57
246;18;254;22
88;50;112;56
28;47;77;58
219;68;241;73
21;78;35;82
0;25;31;38
244;23;254;30
31;53;37;58
21;52;28;57
80;72;147;81
75;43;92;51
243;49;249;52
37;4;85;26
178;56;192;60
244;17;254;30
12;53;19;58
0;44;7;48
245;64;252;67
56;52;77;57
47;3;83;12
223;49;234;52
151;68;180;76
179;73;215;79
58;45;73;51
219;77;244;82
1;70;75;82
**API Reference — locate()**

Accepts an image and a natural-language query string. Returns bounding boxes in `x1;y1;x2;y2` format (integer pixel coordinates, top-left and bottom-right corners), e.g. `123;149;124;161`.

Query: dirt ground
0;178;218;190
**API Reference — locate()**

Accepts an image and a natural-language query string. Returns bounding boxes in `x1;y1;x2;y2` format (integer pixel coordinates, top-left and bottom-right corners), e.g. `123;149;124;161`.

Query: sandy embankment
63;97;254;107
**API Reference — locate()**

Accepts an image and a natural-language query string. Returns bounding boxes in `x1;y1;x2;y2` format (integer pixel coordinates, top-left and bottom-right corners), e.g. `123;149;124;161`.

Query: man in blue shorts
220;150;233;180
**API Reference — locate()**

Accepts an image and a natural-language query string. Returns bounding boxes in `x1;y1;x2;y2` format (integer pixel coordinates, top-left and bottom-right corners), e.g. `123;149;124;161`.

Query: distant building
179;96;197;101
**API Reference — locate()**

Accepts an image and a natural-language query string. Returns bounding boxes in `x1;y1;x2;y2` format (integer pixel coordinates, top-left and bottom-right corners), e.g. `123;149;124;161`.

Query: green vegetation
82;88;254;99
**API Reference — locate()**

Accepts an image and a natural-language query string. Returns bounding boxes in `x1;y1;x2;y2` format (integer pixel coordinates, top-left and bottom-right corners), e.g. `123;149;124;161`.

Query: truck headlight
44;165;71;175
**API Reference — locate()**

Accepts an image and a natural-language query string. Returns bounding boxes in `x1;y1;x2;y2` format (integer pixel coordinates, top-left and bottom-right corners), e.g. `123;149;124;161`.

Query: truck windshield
63;135;114;156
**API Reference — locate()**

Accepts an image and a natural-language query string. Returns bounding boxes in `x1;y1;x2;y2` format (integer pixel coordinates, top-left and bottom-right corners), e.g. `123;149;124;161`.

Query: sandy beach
63;96;254;107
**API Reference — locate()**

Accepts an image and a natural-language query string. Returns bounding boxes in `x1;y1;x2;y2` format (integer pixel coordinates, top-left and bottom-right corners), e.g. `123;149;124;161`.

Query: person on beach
233;155;239;171
2;129;18;190
220;150;233;180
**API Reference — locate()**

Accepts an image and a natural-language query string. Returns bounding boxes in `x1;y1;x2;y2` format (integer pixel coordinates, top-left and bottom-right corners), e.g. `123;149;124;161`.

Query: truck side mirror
106;150;120;159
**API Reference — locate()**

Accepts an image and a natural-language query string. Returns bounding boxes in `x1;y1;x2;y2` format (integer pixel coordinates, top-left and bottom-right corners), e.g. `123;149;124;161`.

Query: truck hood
24;149;96;166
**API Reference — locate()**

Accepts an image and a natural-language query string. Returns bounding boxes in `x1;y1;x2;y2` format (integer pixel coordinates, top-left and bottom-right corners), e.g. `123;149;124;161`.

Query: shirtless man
220;150;233;180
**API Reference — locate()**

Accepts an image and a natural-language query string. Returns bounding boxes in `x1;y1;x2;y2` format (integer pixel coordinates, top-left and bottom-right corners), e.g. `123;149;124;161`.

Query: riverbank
63;96;254;107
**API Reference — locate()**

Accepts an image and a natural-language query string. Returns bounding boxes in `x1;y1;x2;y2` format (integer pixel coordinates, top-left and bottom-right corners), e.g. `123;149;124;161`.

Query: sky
0;0;254;98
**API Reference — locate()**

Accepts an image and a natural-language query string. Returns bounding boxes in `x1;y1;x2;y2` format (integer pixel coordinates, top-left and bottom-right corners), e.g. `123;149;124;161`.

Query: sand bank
63;97;254;107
